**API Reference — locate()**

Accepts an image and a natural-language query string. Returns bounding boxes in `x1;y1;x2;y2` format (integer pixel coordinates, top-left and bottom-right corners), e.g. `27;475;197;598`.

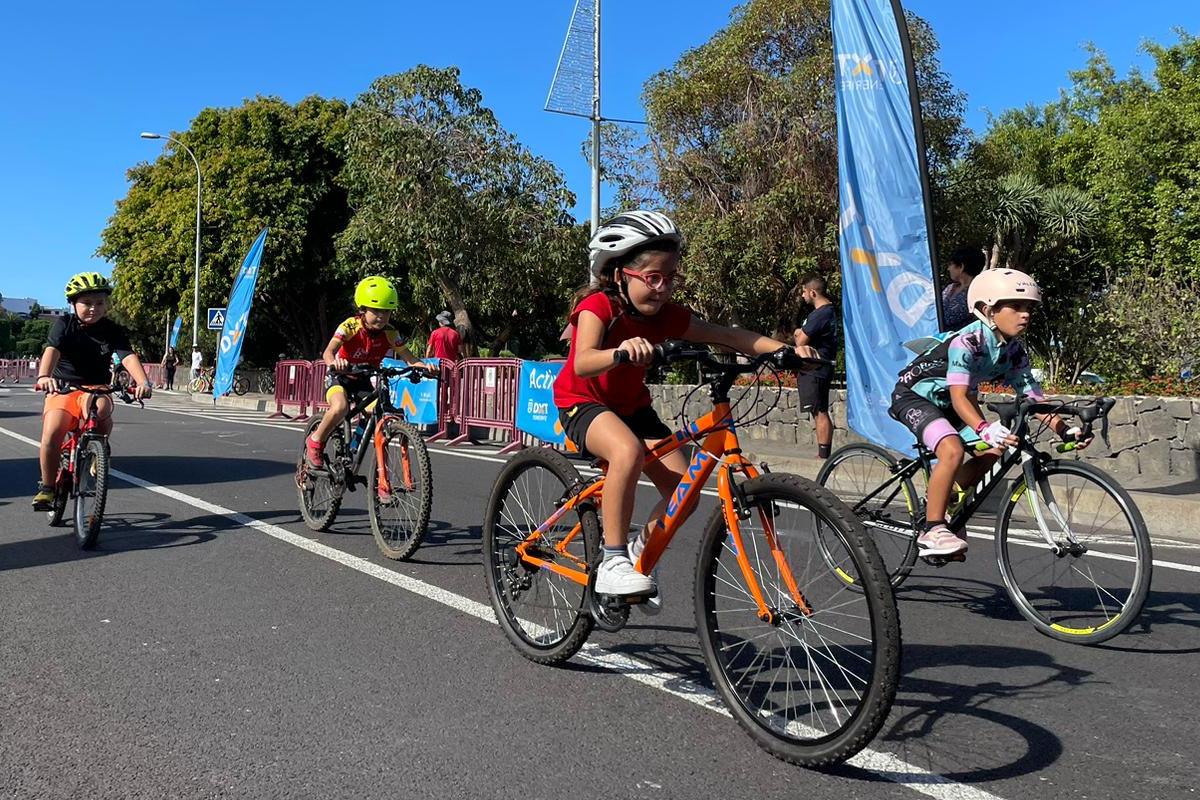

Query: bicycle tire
817;443;920;588
368;415;433;560
296;414;346;531
695;472;900;767
187;377;205;394
995;459;1152;644
74;438;110;549
47;451;70;527
483;447;598;665
257;374;276;394
232;375;249;396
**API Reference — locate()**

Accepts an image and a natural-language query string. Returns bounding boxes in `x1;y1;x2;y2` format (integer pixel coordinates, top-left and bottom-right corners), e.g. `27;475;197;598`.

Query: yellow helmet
354;276;399;310
65;272;113;301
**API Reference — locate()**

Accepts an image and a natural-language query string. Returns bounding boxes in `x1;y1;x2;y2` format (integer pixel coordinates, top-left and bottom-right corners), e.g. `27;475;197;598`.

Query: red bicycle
46;384;141;549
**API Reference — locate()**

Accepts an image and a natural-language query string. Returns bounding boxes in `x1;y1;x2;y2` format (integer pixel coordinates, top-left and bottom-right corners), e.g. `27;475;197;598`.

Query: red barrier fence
0;360;21;383
269;361;314;421
425;358;458;442
447;358;523;454
143;363;166;388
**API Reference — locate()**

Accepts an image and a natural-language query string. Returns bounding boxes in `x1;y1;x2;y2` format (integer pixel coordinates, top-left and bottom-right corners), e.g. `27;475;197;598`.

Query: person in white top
190;347;203;381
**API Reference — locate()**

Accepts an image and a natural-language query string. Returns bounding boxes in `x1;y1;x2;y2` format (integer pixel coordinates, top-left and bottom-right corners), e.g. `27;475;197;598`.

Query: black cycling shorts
325;372;374;404
558;402;671;457
797;369;832;414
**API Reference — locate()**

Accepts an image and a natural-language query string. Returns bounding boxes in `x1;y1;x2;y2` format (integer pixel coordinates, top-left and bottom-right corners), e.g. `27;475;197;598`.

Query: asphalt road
2;387;1198;800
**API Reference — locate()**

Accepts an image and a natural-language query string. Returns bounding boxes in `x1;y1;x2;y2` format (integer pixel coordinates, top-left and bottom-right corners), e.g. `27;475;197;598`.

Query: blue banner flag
516;361;565;445
384;358;440;426
169;316;183;349
213;228;268;397
832;0;942;453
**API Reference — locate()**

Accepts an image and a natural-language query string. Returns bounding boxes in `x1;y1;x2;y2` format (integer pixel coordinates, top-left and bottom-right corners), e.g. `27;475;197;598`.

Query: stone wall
649;384;1200;482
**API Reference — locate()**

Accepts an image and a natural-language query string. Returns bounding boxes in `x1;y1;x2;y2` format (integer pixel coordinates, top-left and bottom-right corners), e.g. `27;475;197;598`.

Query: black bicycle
817;396;1152;644
295;364;433;560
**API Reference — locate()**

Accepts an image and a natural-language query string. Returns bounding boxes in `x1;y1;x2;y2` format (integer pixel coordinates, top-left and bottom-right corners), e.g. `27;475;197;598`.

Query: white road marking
0;421;1007;799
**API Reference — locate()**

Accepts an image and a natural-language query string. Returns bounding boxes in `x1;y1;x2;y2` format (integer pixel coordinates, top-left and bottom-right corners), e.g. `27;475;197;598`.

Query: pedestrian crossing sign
207;307;227;329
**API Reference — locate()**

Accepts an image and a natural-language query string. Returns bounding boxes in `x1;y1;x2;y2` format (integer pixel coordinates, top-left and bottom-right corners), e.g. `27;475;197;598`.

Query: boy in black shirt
793;274;838;459
32;272;153;509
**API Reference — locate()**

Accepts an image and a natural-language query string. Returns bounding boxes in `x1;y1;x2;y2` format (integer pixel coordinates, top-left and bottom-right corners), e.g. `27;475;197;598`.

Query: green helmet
354;276;399;310
65;272;113;301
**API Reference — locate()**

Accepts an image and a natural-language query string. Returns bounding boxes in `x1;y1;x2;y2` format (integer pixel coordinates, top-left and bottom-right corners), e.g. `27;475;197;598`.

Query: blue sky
1;1;1196;307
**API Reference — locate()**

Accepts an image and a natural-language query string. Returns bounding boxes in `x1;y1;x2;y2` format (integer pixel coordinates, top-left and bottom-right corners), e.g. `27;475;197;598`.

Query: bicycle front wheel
296;415;346;531
74;438;110;549
187;377;204;394
483;448;597;665
996;459;1152;644
232;375;249;396
817;443;920;588
369;416;433;560
696;473;900;767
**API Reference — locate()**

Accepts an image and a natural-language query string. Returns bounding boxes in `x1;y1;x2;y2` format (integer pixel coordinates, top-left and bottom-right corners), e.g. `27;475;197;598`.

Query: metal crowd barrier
269;360;314;421
424;358;459;442
446;358;524;454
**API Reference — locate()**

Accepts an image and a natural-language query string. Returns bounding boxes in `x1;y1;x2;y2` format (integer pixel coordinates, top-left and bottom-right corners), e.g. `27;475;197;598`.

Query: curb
186;392;274;414
742;446;1200;544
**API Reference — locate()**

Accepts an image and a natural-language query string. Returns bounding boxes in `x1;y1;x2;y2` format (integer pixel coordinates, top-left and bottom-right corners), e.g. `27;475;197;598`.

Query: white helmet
588;210;682;275
968;268;1042;326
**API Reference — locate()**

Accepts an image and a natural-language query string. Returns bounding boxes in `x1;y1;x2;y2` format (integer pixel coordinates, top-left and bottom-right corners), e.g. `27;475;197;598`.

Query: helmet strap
616;273;643;318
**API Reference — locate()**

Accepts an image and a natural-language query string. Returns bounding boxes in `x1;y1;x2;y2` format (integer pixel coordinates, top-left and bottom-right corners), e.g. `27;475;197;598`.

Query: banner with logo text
169;316;182;349
213;228;268;398
383;357;440;426
515;361;565;445
833;0;942;452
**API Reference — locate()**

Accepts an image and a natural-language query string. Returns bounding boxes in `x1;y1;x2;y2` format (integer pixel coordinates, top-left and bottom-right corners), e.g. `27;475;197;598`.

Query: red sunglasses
621;268;680;291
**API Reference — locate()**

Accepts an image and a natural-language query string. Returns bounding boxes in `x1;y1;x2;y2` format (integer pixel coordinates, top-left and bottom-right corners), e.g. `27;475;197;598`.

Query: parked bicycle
45;383;142;548
295;364;433;560
482;341;900;767
817;395;1152;644
187;366;250;396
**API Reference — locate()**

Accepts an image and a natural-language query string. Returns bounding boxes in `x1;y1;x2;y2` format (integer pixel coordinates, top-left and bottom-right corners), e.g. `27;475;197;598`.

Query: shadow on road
0;511;219;571
108;455;294;485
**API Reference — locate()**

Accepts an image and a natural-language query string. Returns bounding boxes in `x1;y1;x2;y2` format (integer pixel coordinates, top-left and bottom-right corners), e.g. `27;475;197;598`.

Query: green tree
99;95;352;361
338;66;583;355
600;0;965;336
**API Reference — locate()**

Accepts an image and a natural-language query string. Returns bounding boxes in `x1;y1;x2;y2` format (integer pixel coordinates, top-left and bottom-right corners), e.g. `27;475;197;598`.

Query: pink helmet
968;269;1042;324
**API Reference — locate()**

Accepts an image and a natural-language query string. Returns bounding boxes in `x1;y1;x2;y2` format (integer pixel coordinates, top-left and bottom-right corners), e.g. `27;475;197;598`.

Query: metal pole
590;0;601;235
141;132;202;348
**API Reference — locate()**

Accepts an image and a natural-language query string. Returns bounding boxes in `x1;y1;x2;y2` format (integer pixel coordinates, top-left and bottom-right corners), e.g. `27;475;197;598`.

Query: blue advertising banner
213;228;268;397
384;357;439;426
832;0;941;453
169;316;183;348
516;360;564;445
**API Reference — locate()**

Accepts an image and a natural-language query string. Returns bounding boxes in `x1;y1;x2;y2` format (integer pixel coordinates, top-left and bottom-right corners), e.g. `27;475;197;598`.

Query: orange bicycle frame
514;401;810;620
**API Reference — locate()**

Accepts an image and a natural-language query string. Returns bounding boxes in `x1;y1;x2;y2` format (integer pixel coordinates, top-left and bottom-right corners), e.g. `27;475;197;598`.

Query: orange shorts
42;390;97;428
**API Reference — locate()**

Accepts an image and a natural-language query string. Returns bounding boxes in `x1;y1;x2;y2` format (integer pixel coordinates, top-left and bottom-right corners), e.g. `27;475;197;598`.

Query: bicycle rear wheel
996;459;1152;644
74;438;110;549
817;443;920;588
369;416;433;560
232;375;249;396
296;414;346;531
483;448;598;665
696;473;900;767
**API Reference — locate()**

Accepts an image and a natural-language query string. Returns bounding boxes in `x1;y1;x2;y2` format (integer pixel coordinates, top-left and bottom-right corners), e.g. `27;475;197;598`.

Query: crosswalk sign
207;307;227;329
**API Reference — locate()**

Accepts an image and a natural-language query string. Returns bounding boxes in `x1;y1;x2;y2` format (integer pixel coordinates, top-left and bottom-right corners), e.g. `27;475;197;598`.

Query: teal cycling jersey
896;320;1044;409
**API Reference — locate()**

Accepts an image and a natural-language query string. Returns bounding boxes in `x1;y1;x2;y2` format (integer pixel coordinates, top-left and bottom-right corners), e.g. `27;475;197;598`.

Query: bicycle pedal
920;551;967;567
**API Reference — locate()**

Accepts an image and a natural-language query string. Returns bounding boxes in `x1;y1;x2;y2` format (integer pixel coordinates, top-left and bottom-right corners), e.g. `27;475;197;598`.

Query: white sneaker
595;555;657;597
628;542;663;615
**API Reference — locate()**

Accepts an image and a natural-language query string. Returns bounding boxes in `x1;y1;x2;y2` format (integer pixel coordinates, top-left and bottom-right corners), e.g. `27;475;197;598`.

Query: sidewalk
742;440;1200;543
184;390;275;413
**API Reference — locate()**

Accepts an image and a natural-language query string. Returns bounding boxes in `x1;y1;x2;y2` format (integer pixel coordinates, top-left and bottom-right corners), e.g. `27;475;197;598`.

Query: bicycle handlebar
48;383;142;406
985;395;1115;452
614;340;833;373
336;363;429;383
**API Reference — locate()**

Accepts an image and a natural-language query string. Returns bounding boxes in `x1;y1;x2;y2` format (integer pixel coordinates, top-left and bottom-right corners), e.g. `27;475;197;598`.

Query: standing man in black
793;274;838;459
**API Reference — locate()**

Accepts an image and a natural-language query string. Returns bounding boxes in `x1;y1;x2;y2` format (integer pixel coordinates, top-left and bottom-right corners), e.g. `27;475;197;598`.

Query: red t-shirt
427;326;462;360
553;291;692;415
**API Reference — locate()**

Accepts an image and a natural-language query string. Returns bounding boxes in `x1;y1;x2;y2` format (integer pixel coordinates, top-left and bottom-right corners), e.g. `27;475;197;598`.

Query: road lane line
1;422;1008;799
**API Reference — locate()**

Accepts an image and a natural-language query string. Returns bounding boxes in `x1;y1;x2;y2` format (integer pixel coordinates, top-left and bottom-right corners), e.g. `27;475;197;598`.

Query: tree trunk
434;267;476;357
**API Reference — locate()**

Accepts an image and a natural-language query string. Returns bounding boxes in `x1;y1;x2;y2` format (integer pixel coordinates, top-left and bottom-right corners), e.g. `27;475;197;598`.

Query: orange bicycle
482;342;900;767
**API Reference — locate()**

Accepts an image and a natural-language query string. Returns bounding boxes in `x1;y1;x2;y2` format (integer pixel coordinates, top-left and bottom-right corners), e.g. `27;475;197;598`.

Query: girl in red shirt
554;211;817;606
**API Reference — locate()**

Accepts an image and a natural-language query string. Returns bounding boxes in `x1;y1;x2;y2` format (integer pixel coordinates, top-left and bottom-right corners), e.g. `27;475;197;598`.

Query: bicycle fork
1017;452;1085;556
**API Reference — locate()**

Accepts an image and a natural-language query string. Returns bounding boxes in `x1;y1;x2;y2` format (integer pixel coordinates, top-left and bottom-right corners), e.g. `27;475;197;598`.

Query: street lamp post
140;132;201;349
